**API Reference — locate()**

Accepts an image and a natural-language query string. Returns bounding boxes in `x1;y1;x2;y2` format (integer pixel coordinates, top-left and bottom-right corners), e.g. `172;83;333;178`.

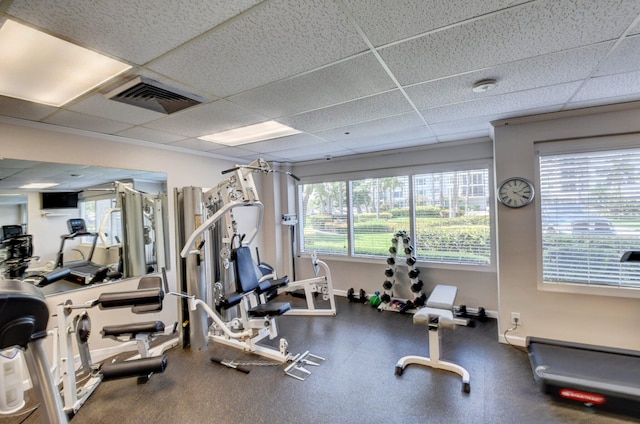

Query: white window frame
297;159;495;271
535;133;640;299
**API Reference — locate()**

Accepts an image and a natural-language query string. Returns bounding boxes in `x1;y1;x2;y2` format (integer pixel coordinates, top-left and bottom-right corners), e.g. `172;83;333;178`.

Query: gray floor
8;296;640;424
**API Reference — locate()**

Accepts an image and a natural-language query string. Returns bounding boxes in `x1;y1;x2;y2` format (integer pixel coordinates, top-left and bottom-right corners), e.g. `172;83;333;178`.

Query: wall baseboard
334;289;499;319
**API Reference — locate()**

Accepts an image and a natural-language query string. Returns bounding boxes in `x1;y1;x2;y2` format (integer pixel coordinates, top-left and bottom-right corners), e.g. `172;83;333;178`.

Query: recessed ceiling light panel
20;182;60;189
0;20;131;107
198;121;301;146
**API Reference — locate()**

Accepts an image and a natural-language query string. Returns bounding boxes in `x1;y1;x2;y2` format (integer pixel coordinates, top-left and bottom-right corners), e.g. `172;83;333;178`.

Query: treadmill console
67;218;88;234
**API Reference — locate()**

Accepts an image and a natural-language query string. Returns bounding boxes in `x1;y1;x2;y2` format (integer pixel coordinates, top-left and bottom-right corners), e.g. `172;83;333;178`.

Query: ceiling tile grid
148;0;368;98
378;0;640;86
334;125;436;150
1;0;640;164
67;94;165;125
143;99;268;138
6;0;264;64
228;52;396;118
342;0;533;47
42;110;133;134
0;96;58;121
403;42;612;111
420;82;582;125
592;33;640;76
278;90;416;133
312;111;427;142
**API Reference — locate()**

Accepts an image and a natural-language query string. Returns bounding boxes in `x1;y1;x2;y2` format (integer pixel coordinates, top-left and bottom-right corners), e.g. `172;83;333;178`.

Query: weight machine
0;272;172;423
175;159;332;378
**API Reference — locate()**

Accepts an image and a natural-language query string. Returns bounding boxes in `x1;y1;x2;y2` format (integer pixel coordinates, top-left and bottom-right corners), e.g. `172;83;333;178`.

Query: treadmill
55;218;107;285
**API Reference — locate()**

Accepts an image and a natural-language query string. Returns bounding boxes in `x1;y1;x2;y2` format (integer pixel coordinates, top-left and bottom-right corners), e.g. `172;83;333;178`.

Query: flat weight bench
395;284;471;393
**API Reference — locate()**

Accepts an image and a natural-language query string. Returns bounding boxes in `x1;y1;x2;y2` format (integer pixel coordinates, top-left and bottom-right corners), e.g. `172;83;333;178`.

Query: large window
79;197;121;245
298;165;492;266
414;169;490;264
298;182;348;255
539;146;640;289
351;176;409;256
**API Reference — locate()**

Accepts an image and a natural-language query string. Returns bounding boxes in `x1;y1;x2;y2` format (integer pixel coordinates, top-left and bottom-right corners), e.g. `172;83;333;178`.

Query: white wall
286;139;499;312
493;104;640;350
0;204;22;228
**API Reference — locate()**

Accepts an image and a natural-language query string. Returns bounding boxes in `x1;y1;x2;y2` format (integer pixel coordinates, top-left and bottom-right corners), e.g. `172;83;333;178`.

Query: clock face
498;177;534;208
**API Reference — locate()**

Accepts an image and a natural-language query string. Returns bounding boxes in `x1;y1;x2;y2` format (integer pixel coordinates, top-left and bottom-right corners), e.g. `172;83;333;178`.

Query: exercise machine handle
96;288;164;309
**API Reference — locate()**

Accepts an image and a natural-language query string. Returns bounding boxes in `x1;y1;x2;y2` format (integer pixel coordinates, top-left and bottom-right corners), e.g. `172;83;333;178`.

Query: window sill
297;252;496;272
539;281;640;299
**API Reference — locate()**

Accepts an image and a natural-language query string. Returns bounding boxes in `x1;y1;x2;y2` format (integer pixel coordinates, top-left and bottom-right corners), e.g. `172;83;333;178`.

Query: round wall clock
497;177;535;208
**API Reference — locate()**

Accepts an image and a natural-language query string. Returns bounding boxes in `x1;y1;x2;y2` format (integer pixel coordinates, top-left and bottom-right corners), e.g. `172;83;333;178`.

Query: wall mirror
0;158;168;295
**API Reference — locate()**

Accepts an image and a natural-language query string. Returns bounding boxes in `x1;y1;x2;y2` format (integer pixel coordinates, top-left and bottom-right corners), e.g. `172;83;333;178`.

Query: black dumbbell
410;280;424;293
406;256;417;266
384;268;394;278
382;280;393;290
408;268;420;279
414;295;426;307
387;257;395;265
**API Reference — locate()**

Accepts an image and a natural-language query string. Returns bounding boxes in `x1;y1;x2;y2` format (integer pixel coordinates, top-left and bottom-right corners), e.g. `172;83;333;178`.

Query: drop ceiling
1;0;639;163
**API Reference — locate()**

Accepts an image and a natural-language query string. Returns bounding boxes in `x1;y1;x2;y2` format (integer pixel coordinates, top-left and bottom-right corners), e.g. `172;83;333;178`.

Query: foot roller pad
101;355;167;381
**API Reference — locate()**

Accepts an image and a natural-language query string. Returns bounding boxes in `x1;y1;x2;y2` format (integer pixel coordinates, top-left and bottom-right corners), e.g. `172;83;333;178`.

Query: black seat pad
248;302;291;318
102;321;164;338
257;277;289;294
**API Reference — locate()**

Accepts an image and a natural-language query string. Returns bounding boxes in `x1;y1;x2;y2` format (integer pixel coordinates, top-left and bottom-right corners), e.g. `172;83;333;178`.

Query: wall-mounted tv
40;192;79;209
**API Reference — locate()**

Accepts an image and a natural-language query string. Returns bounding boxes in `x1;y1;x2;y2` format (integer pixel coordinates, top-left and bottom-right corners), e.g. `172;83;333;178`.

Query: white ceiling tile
571;71;640;103
0;96;57;120
229;53;395;118
264;141;354;160
149;0;368;97
405;43;611;110
241;133;326;154
314;112;427;142
566;94;640;111
43;110;132;134
68;94;165;125
144;100;268;138
115;126;187;144
593;34;640;76
430;115;500;136
344;0;530;46
279;90;414;133
380;0;640;85
205;146;262;158
334;126;435;150
168;138;221;152
421;82;580;124
436;130;491;142
350;137;439;154
7;0;263;64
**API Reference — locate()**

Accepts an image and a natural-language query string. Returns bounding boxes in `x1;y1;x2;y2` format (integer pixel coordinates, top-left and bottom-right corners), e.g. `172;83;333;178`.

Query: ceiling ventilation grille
104;76;206;114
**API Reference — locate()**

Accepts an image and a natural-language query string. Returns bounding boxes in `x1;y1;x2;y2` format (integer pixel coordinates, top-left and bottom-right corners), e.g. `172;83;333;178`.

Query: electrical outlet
511;312;521;325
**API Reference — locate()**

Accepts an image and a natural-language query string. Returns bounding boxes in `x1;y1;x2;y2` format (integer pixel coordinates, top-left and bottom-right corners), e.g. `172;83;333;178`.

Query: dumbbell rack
378;231;426;314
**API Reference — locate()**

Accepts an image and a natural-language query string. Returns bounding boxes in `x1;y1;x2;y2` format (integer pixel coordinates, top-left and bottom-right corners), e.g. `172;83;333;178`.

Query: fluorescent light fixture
0;20;131;107
198;121;301;146
20;183;60;189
